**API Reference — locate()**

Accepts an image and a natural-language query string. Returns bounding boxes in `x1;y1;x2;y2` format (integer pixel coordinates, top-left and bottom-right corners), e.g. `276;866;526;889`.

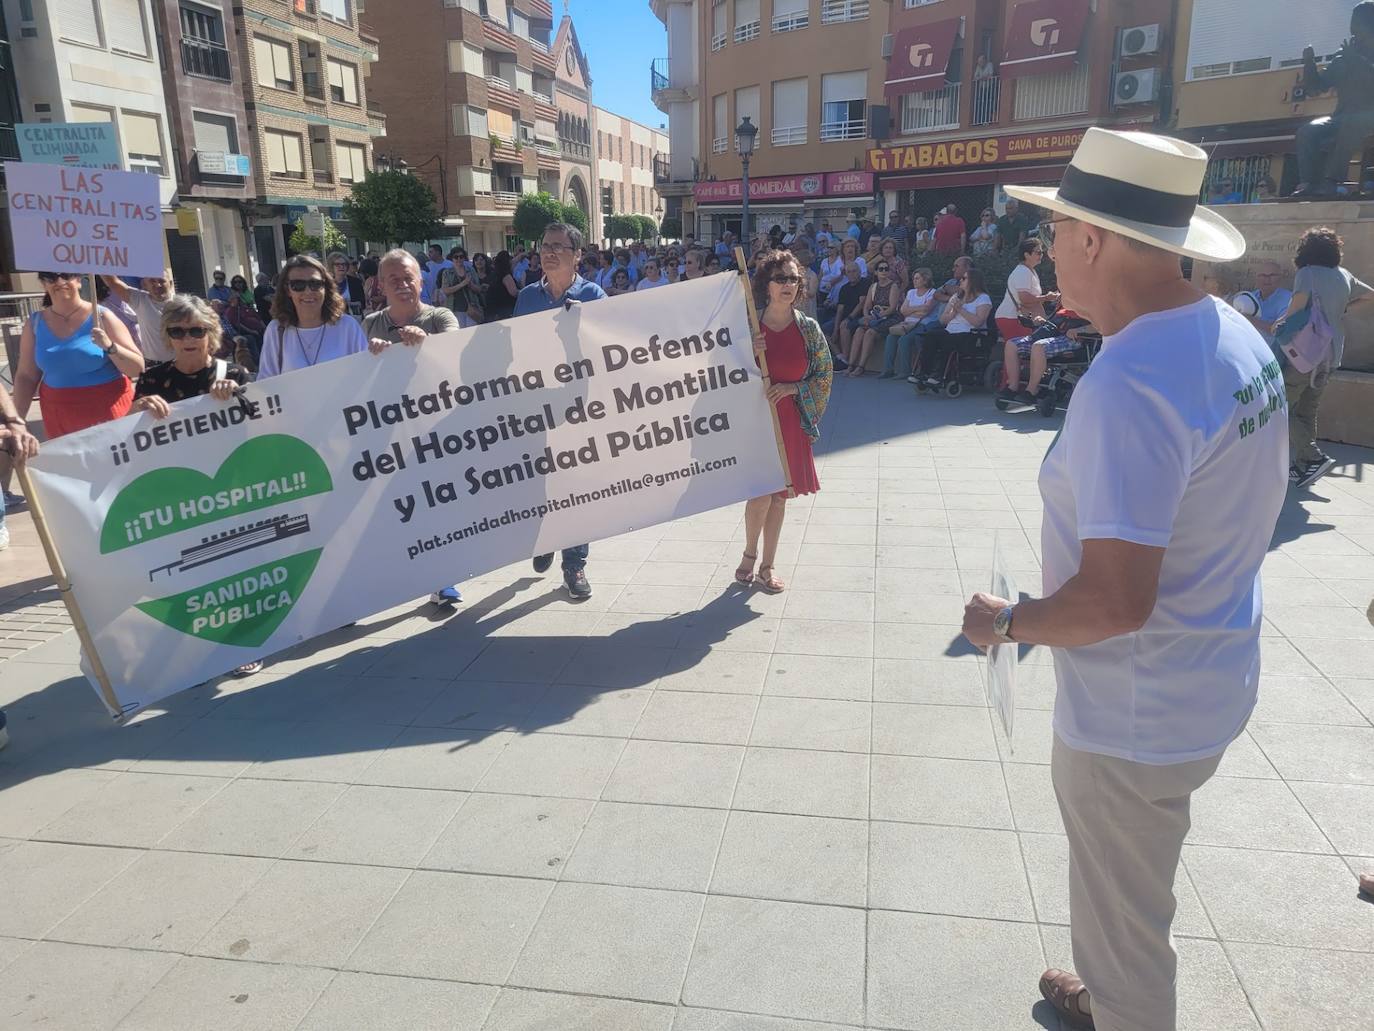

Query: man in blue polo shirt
513;221;607;599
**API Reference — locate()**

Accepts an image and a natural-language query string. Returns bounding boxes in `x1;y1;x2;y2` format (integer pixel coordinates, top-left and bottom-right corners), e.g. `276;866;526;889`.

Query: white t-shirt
945;292;990;333
128;288;174;363
636;276;668;291
1038;295;1288;764
257;318;369;378
996;263;1042;321
901;288;936;324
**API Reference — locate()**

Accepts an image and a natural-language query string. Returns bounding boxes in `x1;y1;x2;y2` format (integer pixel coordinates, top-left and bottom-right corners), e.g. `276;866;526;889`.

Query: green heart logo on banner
137;549;323;648
100;435;332;554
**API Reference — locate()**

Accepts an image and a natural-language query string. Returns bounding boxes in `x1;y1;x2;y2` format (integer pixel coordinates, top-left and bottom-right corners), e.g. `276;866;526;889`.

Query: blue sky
569;2;668;130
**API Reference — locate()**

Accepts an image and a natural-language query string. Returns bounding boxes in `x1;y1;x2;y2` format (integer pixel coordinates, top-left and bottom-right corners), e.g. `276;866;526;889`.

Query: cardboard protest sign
17;122;122;169
6;162;163;277
26;274;788;716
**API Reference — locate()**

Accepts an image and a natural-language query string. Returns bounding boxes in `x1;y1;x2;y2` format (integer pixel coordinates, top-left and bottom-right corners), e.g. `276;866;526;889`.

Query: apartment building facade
869;0;1173;222
235;0;384;271
1168;0;1343;199
594;107;670;240
365;0;560;255
149;0;255;294
6;0;178;219
652;0;884;241
554;15;598;243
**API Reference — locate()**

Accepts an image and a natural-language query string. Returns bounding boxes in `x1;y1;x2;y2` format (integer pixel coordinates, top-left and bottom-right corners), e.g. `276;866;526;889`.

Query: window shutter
284;133;304;174
486;0;508;24
69;103;113;123
733;85;759;129
104;0;148;55
56;0;101;45
319;0;348;20
772;78;806;129
192;113;235;154
121;111;162;158
821;70;867;103
712;94;727;139
774;0;806;14
734;0;759;25
1186;0;1347;80
711;2;725;37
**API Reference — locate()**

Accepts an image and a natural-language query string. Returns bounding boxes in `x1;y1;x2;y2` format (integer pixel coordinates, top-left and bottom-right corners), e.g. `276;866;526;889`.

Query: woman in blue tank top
11;272;144;438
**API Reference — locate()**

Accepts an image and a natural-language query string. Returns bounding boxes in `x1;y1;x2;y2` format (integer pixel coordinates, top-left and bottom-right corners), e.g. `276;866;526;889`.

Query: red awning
881;163;1068;192
1001;0;1091;80
885;17;963;98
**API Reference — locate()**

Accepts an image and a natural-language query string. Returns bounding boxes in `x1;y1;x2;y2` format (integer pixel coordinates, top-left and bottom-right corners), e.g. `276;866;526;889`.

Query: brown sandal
1360;873;1374;900
756;565;786;593
735;551;758;586
1039;969;1095;1029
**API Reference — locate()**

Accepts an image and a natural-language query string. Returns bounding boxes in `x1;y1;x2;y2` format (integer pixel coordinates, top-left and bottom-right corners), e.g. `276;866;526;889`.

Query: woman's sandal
1359;873;1374;900
756;565;786;593
735;551;758;586
1039;969;1095;1029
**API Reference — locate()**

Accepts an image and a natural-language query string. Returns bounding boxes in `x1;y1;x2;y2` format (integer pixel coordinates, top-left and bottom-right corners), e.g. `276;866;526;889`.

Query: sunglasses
771;274;801;284
875;265;890;272
1038;217;1072;247
38;272;81;283
288;279;327;292
166;325;210;339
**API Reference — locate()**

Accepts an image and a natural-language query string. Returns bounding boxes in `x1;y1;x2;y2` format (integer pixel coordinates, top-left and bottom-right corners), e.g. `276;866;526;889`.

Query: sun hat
1004;127;1246;262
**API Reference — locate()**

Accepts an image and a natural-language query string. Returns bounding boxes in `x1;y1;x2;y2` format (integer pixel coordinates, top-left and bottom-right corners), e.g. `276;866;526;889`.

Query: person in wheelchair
917;268;993;390
998;308;1094;412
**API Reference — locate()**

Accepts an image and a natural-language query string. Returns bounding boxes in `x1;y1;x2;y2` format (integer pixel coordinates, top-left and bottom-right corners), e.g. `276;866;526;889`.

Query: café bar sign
694;170;874;203
867;128;1086;174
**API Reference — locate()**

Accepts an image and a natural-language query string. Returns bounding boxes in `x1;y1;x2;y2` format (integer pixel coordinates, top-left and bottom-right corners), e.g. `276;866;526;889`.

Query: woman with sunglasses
11;271;145;438
877;238;908;293
919;268;992;387
736;250;832;593
257;255;368;379
229;275;254;308
970;209;1000;257
846;259;903;376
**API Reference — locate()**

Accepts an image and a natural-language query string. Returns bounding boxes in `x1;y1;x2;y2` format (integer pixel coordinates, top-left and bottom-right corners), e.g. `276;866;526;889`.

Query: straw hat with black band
1004;127;1246;263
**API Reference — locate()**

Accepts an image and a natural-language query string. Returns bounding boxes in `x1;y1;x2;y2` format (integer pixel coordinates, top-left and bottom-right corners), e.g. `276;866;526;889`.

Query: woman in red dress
736;250;833;593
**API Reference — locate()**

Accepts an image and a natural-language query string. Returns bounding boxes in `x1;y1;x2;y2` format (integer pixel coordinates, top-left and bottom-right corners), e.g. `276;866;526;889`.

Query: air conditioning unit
881;33;893;59
1121;23;1161;58
1114;68;1160;105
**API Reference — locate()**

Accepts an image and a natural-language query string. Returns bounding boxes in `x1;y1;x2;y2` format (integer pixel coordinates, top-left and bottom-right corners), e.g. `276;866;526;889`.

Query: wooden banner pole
16;454;123;719
734;246;795;498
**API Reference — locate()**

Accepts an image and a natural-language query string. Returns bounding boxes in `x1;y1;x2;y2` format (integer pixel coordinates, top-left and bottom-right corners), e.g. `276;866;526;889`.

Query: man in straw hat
962;128;1289;1030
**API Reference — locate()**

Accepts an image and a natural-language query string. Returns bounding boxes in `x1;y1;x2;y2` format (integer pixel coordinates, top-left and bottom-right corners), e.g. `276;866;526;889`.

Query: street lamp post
375;152;448;216
734;116;757;253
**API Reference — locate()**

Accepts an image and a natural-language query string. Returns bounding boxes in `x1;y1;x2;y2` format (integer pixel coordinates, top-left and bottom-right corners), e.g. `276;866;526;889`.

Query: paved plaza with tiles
0;381;1371;1030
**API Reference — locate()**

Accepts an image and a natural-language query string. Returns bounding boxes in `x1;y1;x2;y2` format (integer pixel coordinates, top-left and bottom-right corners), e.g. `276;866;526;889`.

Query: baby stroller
912;325;999;399
989;309;1100;417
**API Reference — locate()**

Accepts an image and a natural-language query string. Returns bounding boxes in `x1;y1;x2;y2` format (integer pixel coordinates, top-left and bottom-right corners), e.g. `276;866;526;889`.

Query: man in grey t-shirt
1274;227;1374;488
364;249;463;604
103;270;177;363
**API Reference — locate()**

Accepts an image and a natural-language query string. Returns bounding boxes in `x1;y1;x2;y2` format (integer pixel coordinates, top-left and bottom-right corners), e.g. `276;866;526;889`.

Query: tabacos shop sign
694;171;875;203
866;129;1086;173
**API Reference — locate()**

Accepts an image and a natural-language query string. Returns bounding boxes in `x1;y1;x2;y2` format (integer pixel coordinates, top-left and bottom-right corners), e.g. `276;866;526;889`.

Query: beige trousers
1051;735;1223;1031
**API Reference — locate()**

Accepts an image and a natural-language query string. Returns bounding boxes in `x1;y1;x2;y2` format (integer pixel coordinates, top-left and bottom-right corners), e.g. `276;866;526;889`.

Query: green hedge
904;247;1057;310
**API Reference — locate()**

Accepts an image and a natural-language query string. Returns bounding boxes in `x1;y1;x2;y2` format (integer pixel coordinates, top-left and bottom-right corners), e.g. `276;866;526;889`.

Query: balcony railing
710;32;726;52
899;82;960;134
560;138;591;159
734;19;760;42
531;38;550;53
651;58;670;94
712;136;728;154
313;168;333;183
304;80;325;101
819;117;865;141
1012;63;1090;122
820;0;868;23
0;124;19;162
181;37;232;81
493;190;520;207
771;125;806;146
971;76;1001;127
772;11;808;32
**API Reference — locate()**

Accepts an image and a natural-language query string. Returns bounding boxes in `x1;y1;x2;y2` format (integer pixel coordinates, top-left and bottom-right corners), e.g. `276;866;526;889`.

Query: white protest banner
986;532;1018;747
6;162;163;277
26;274;787;717
16;121;122;169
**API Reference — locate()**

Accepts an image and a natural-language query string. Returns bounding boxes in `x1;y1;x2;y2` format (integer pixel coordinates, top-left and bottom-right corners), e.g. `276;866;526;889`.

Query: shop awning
1001;0;1090;80
885;17;963;98
882;162;1069;193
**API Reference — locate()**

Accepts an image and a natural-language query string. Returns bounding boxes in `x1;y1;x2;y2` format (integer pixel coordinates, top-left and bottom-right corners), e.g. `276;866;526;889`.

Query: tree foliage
340;170;442;248
604;213;655;243
288;214;347;256
632;215;658;241
513;192;590;244
659;216;683;240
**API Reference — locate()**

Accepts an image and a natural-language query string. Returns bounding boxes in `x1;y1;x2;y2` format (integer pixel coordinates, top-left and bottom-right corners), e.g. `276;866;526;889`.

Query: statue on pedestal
1293;2;1374;198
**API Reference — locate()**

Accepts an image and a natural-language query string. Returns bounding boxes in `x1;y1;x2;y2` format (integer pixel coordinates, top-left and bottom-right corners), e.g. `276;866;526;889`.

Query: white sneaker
0;523;9;551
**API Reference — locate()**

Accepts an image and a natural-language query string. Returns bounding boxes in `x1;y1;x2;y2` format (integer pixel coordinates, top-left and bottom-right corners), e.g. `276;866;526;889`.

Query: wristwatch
993;605;1016;643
